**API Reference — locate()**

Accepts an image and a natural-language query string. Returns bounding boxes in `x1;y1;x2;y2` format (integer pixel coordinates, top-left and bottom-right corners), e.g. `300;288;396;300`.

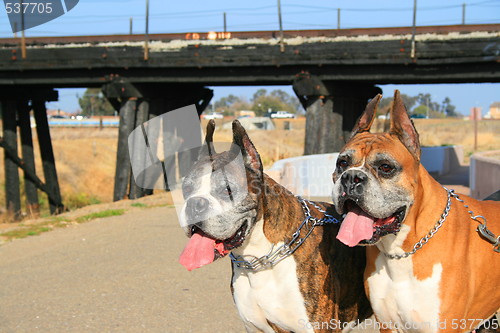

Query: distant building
470;107;482;120
235;110;256;118
484;102;500;119
46;109;72;117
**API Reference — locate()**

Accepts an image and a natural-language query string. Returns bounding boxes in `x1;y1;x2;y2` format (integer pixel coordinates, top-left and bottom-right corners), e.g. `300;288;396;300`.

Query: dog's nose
186;196;210;218
341;170;368;196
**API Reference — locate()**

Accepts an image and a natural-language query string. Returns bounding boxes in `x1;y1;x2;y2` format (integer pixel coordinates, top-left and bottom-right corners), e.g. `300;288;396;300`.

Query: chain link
450;189;500;253
386;187;500;259
385;188;453;260
230;197;339;271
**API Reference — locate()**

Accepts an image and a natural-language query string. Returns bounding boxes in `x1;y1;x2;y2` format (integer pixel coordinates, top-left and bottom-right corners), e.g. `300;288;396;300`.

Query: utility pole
277;0;285;52
410;0;417;59
130;17;133;35
223;12;227;33
144;0;149;61
462;3;466;25
20;0;26;59
426;97;429;119
337;8;341;29
473;106;479;151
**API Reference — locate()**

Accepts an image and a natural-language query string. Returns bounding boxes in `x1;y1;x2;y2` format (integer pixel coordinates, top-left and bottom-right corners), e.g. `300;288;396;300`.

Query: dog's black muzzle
340;170;368;198
186;196;210;221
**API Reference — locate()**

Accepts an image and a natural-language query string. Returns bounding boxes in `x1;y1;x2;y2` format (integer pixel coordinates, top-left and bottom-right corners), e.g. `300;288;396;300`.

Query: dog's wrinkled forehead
342;132;416;166
183;150;248;195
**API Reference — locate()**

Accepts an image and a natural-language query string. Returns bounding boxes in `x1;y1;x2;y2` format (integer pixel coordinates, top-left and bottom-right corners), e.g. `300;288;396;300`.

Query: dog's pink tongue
179;233;216;271
337;207;375;247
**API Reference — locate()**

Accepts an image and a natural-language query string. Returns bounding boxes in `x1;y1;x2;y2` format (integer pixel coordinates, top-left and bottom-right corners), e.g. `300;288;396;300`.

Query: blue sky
1;0;499;115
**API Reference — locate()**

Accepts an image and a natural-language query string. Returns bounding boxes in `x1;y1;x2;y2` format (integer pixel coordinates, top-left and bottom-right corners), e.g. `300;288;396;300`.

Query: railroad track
0;23;499;46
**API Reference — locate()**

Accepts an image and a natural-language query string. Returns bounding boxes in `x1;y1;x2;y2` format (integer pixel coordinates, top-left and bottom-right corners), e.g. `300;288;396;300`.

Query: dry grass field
0;117;499;222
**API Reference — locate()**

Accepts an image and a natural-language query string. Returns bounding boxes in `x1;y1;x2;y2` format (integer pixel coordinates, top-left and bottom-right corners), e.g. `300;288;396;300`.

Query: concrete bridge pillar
293;72;381;154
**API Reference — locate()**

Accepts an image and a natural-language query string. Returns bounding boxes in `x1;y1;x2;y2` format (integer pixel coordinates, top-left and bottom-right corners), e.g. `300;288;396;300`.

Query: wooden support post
294;74;381;154
17;100;39;217
129;99;149;200
143;99;162;196
103;79;214;198
2;100;21;219
303;98;340;154
33;100;64;214
329;83;382;149
113;99;137;201
0;135;61;206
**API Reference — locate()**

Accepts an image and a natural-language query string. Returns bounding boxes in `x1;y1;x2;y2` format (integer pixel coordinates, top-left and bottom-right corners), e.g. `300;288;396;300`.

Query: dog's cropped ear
350;94;382;139
232;120;262;174
389;90;421;160
198;120;216;159
205;119;216;156
205;119;215;144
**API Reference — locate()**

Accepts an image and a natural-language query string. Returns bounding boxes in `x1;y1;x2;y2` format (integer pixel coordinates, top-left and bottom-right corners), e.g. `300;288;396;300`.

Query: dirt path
0;206;245;332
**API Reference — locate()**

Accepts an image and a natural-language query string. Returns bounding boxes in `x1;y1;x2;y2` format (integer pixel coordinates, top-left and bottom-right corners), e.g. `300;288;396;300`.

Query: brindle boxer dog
179;120;372;332
332;90;500;333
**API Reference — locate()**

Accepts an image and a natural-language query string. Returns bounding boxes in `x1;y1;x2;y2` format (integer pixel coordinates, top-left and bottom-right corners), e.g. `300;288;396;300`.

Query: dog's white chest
231;221;313;333
368;234;443;333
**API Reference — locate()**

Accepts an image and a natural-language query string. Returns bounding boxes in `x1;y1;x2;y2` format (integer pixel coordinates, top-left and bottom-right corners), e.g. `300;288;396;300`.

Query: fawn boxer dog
331;90;500;332
179;120;372;332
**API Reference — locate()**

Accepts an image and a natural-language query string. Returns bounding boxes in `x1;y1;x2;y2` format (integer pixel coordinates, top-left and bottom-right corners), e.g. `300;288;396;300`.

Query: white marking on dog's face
180;163;223;218
179;151;258;242
231;219;313;333
331;146;416;245
367;227;443;333
332;151;413;220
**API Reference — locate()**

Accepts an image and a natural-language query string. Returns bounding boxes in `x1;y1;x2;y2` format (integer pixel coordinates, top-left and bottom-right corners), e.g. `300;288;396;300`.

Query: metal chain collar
452;189;500;253
386;187;500;260
230;196;340;272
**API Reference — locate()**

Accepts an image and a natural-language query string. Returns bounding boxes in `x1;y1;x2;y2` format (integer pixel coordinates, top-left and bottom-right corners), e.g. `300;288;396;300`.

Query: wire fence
0;0;499;37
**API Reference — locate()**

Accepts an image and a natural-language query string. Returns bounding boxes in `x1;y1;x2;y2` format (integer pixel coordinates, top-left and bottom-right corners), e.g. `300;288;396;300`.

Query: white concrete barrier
266;153;338;197
470;150;500;199
266;146;464;197
419;145;463;176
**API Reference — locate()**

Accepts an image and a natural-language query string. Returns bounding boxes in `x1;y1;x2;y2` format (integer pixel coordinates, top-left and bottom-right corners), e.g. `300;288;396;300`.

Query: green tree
441;97;458;117
412;104;430;117
214;94;240;110
78;88;115;116
270;89;301;113
251;95;290;116
251;89;267;102
378;94;418;116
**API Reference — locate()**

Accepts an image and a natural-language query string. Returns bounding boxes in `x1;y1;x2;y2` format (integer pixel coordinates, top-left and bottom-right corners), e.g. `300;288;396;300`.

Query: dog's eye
220;186;233;198
337;159;349;169
378;164;394;174
182;185;193;196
